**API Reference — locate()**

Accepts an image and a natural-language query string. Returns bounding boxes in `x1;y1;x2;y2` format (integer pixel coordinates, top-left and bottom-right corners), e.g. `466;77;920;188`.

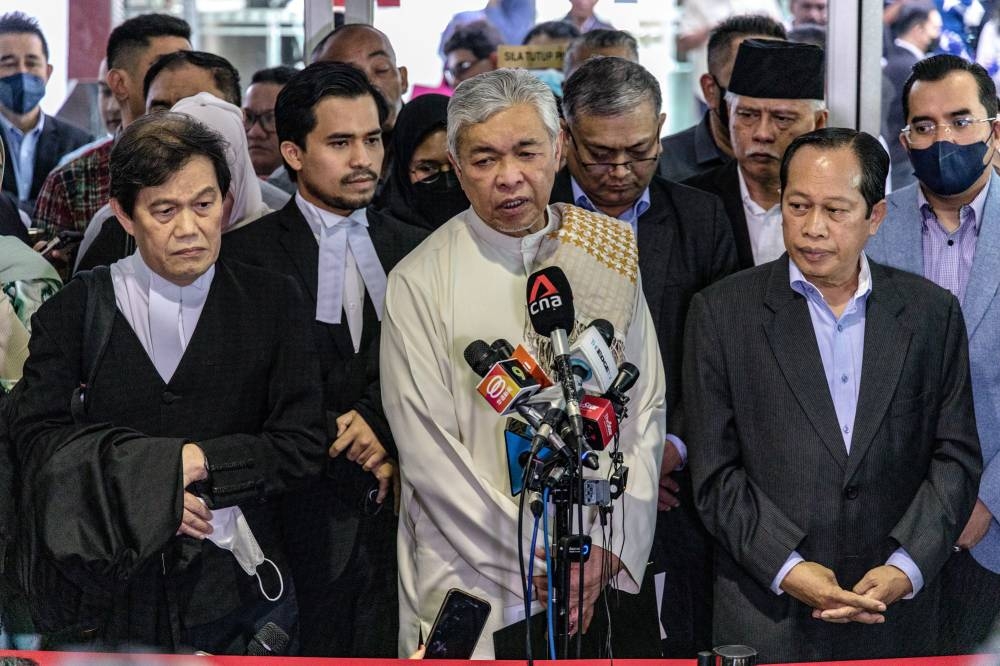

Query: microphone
526;267;585;443
464;339;541;414
569;319;617;393
603;362;640;419
517;403;600;470
580;394;619;451
246;621;290;656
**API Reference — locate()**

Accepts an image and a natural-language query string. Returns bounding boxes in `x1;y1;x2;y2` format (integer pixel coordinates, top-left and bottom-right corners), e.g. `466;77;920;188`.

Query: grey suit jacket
684;255;981;662
867;174;1000;573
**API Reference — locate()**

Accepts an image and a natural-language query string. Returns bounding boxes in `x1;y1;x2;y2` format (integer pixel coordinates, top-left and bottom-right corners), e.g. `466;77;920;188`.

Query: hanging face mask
204;504;284;602
711;75;730;140
411;169;470;229
908;138;991;196
0;73;47;116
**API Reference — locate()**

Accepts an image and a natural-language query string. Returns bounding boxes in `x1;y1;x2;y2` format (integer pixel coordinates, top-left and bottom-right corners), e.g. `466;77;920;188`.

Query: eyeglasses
568;131;660;175
409;161;453;182
446;58;486;83
243;110;276;134
901;116;996;148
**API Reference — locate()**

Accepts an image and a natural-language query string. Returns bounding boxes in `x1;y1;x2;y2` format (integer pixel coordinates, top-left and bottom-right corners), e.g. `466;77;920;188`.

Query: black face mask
411;170;470;230
711;75;730;139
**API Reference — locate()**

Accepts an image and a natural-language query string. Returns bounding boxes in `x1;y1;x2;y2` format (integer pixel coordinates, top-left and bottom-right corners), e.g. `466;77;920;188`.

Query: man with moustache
380;68;666;658
685;127;980;662
657;14;786;183
866;54;1000;654
685;38;827;269
34;13;191;236
222;62;427;657
550;55;738;655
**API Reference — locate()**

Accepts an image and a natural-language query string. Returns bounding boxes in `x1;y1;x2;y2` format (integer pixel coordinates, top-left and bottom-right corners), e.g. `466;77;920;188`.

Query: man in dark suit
0;12;92;215
684;127;981;662
222;62;426;657
685;39;827;270
657;14;786;183
551;55;738;657
9;111;326;652
882;3;942;189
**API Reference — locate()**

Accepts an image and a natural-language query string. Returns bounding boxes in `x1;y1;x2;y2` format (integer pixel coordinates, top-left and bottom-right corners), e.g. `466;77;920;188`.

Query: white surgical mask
205;504;284;602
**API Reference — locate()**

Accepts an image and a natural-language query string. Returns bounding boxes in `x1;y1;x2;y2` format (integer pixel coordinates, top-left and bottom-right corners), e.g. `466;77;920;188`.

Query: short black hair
250;65;298;87
106;13;191;72
780;127;888;218
143;50;242;107
893;2;936;38
274;62;388;182
902;54;998;123
706;14;787;75
110;111;231;218
563;29;639;75
0;12;48;61
523;20;580;45
443;20;503;59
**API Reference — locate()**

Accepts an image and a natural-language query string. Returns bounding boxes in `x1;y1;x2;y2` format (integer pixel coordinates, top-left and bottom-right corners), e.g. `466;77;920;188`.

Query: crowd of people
0;0;998;661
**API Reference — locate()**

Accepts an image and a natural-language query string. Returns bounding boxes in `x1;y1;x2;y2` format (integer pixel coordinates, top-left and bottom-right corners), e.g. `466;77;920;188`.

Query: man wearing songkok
380;68;666;658
685;38;827;270
866;54;1000;654
685;127;981;662
8;111;325;652
550;54;738;657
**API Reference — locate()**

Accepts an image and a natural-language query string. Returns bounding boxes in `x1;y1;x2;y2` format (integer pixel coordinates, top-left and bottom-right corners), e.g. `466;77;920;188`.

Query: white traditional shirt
381;205;666;658
738;165;785;265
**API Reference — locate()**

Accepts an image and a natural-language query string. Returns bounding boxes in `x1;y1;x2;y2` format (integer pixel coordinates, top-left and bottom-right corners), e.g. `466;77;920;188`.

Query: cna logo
528;274;563;314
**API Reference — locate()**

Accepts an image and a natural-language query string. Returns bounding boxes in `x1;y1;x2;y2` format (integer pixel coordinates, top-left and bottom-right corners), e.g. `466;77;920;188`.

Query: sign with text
497;44;566;71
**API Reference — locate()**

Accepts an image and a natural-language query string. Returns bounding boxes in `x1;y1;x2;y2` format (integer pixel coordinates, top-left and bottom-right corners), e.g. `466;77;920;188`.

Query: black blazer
221;199;428;580
550;169;739;439
683;159;755;270
0;192;27;242
2;114;92;212
10;259;326;649
683;256;982;662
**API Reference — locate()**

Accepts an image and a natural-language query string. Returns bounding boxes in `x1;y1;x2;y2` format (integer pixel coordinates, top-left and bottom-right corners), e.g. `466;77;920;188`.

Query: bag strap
70;266;117;417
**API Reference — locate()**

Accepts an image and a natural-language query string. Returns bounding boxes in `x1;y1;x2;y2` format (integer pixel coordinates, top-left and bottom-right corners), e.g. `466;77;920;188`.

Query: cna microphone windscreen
526;266;575;336
246;622;290;656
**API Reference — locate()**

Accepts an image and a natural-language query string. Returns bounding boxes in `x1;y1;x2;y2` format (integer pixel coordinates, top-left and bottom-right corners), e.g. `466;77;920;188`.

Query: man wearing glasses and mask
866;54;1000;655
549;55;739;657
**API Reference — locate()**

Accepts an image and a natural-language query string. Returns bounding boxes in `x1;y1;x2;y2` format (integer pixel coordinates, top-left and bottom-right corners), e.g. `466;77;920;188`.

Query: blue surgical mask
909;138;991;196
0;72;46;115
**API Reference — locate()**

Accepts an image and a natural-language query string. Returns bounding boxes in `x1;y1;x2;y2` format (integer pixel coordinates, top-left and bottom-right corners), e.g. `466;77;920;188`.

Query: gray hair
447;68;560;156
563;29;639;77
562;56;661;125
725;91;827;114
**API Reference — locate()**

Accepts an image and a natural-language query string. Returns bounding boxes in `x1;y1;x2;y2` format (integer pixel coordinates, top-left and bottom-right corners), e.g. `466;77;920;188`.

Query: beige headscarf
171;92;270;231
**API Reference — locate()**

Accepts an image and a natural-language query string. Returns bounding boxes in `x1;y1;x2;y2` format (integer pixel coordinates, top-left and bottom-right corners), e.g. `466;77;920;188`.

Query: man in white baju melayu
380;68;666;659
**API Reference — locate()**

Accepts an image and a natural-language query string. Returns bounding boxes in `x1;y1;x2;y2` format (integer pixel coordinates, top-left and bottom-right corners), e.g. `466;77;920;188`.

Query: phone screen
424;589;492;659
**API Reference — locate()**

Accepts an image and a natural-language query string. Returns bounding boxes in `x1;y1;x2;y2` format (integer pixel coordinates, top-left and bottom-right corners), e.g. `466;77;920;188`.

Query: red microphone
580;395;619;451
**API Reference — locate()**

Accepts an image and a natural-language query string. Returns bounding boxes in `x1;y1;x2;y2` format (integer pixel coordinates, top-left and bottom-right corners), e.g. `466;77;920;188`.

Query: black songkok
728;38;825;100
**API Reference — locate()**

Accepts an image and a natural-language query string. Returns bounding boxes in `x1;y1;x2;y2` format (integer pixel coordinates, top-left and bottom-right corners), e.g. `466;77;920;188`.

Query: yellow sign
497;44;566;71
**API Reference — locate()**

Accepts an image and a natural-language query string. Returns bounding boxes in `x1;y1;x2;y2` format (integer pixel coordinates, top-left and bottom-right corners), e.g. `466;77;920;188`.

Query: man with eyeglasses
244;65;297;181
550;55;739;657
866;54;1000;655
685;39;827;270
442;20;501;88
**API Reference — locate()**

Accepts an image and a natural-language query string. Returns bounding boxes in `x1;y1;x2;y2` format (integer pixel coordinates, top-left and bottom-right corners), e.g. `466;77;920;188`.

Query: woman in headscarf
377;93;469;231
75;92;278;272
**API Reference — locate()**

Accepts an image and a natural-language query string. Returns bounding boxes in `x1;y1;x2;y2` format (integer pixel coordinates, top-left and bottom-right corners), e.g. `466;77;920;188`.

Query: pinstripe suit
683;255;981;662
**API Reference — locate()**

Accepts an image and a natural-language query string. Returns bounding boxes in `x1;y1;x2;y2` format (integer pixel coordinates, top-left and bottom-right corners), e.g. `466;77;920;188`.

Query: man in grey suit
866;54;1000;653
685;127;981;662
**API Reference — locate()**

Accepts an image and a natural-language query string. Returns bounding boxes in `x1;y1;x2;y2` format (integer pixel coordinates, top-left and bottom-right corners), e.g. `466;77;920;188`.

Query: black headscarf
379;94;469;230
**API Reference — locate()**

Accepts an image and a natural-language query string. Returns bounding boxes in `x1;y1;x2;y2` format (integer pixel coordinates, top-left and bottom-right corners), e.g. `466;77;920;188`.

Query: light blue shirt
0;112;44;202
570;176;651;234
771;254;924;598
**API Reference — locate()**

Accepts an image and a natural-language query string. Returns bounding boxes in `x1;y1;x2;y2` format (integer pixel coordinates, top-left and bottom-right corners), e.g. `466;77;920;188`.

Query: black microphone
526;267;585;444
464;339;503;377
603;362;640;419
517;403;600;470
246;622;290;656
491;338;515;359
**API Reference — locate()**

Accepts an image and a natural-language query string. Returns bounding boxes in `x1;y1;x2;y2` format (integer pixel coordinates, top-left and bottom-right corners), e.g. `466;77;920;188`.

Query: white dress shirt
738;166;785;265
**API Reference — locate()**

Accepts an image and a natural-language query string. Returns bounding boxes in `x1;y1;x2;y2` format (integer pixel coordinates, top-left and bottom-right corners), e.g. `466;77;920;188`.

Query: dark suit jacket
684;256;982;662
657;111;729;183
1;114;92;212
0;192;27;242
683;160;755;270
883;42;921;188
221;199;427;581
10;259;326;650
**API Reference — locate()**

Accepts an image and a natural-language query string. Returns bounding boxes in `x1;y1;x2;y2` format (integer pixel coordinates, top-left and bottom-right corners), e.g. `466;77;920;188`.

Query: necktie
316;210;388;325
